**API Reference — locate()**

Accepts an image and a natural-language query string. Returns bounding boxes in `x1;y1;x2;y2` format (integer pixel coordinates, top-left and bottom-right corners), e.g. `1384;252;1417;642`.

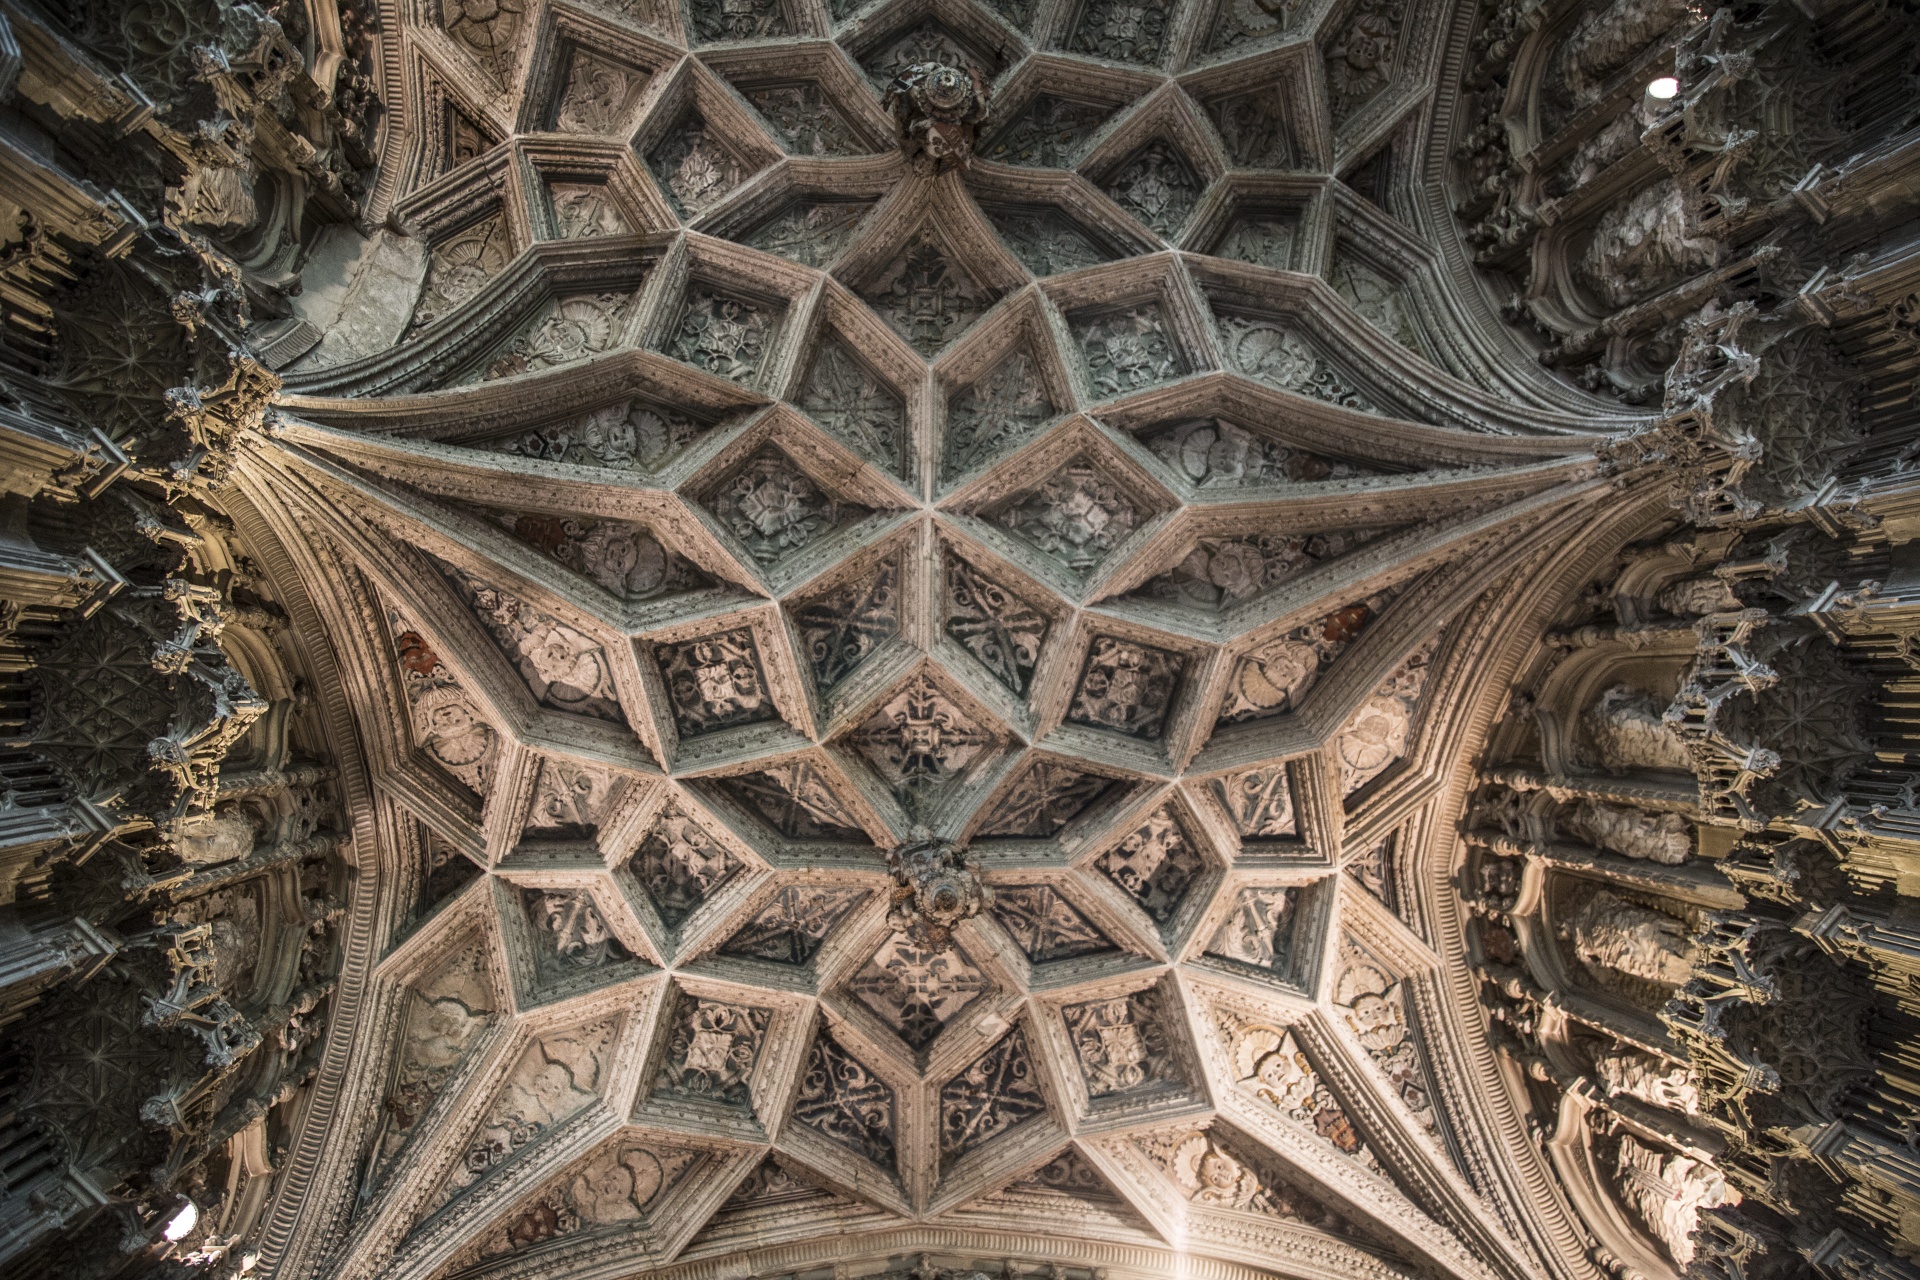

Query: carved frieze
496;399;713;472
390;609;498;796
976;760;1123;837
1063;986;1178;1098
1102;142;1203;237
990;456;1143;577
477;509;708;601
1215;316;1376;411
943;553;1049;694
1217;1011;1381;1169
945;347;1059;477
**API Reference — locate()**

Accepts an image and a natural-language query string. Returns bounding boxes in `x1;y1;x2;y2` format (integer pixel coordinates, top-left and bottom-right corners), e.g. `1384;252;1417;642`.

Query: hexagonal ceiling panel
262;1;1607;1278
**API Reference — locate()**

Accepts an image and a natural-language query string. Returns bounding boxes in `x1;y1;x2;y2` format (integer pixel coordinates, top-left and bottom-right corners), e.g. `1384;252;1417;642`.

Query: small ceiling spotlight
1646;76;1681;100
162;1202;199;1242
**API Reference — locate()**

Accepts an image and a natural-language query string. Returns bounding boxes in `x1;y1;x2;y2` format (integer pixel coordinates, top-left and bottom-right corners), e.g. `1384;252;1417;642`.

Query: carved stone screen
3;1;1920;1280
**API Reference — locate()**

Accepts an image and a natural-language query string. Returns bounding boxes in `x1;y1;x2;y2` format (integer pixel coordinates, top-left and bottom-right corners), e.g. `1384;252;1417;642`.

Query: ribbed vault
224;3;1630;1279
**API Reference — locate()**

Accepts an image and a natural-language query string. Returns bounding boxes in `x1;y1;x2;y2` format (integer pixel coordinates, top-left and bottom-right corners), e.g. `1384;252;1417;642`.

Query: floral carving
849;675;996;813
944;554;1048;694
745;83;865;155
654;628;777;737
1216;316;1374;410
656;997;768;1105
552;52;645;135
1212;765;1296;837
1063;987;1176;1097
665;289;776;384
1218;1012;1379;1168
793;559;900;690
499;399;710;471
439;568;626;723
940;1028;1047;1163
1011;1148;1119;1198
867;25;984;86
1100;807;1205;922
484;294;632;379
1214;215;1299;268
1068;636;1186;739
480;510;707;601
648;120;746;214
848;932;988;1049
704;450;859;564
862;233;992;356
691;0;788;41
1337;635;1436;794
523;888;632;973
1140;417;1367;487
548;184;628;238
1324;0;1403;121
718;764;866;840
742;201;872;267
1209;0;1304;50
630;805;742;926
524;760;621;837
391;611;498;796
412;214;512;331
1140;1126;1346;1225
985;97;1110;167
793;1031;896;1166
992;456;1143;576
990;885;1115;961
945;348;1057;477
1333;941;1434;1131
987;206;1110;276
799;342;906;474
1102;142;1202;237
1068;0;1172;65
1218;594;1391;721
978;760;1125;837
441;1021;618;1203
720;886;866;962
441;0;528;85
1206;888;1297;973
1074;305;1186;396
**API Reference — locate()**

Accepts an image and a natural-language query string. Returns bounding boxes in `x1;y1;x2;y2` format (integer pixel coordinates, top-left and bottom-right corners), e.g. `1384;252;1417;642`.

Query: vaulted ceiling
241;2;1616;1278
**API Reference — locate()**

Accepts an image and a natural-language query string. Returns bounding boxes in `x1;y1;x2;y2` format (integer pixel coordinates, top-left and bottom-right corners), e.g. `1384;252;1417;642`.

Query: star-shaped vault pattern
259;2;1612;1279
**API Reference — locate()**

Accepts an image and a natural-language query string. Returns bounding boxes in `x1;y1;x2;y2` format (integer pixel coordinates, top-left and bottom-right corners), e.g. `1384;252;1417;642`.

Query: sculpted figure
1583;684;1694;773
1594;1049;1701;1116
1560;890;1694;986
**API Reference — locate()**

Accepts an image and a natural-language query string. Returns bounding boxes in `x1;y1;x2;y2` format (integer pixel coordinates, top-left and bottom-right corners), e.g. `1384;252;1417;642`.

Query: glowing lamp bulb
1646;76;1680;100
162;1202;199;1242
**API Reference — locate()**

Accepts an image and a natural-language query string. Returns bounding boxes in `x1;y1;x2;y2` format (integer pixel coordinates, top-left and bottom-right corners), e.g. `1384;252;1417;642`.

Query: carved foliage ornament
655;628;777;738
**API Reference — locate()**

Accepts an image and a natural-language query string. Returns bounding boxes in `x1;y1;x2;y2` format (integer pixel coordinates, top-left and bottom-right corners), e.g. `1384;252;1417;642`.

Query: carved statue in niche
1658;575;1741;617
1593;1048;1701;1116
1583;684;1694;773
1613;1133;1738;1267
171;810;257;865
1559;889;1693;986
1576;180;1722;311
1563;800;1692;864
